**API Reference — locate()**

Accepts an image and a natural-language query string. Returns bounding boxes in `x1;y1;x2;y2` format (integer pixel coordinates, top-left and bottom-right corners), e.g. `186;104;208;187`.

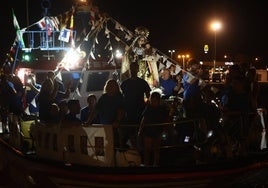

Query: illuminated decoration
134;26;149;39
115;50;122;59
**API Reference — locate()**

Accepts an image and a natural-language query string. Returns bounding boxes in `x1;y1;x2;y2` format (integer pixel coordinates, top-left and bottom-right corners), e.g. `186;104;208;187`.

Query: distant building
256;69;268;82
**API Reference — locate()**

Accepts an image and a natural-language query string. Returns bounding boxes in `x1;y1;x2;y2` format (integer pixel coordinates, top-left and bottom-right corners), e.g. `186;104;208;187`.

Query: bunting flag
75;87;82;97
37;17;60;31
24;106;30;115
107;54;115;66
115;22;122;30
69;14;75;48
175;65;182;75
95;37;99;44
30;98;37;108
55;71;63;81
90;51;96;59
105;26;110;35
58;28;71;42
104;40;111;50
37;17;47;30
12;9;25;48
49;16;60;31
37;17;54;36
158;62;166;72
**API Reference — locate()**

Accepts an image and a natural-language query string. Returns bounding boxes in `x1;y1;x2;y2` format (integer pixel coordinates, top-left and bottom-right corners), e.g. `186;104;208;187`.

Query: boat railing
115;118;208;152
20;30;76;51
3;110;267;167
204;111;267;159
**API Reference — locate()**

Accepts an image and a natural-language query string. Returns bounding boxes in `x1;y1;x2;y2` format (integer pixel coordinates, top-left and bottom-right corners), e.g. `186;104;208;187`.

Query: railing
20;30;76;51
116;118;208;151
4;111;266;167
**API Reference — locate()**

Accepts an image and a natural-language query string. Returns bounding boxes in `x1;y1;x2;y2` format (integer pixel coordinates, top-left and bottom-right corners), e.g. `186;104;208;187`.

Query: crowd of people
0;56;266;166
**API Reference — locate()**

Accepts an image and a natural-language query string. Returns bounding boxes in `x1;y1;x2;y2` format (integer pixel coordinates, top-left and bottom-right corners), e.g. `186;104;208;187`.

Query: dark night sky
1;0;268;64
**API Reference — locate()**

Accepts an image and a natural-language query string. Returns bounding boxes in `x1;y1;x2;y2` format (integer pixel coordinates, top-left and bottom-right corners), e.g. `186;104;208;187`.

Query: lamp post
168;50;175;59
178;54;190;69
210;21;221;71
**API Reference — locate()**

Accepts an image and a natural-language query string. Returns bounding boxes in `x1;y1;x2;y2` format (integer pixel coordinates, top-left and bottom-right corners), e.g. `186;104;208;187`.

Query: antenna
41;0;51;16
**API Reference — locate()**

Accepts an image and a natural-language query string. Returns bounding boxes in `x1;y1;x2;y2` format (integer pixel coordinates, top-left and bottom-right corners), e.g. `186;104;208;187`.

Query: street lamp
168;50;175;59
210;21;222;71
178;54;190;69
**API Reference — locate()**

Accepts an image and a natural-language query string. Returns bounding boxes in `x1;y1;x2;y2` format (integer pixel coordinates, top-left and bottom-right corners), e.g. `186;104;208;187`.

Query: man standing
120;62;151;124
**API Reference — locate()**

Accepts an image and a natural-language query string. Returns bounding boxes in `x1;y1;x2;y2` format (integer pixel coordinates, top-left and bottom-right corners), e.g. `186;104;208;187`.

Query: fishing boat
0;112;268;188
1;1;268;187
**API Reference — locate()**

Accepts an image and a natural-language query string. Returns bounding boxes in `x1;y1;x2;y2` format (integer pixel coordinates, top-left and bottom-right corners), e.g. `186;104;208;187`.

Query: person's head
145;42;151;49
169;64;176;72
149;92;161;107
187;58;200;69
49;103;59;117
161;68;171;80
47;71;55;80
104;79;120;95
225;64;243;84
87;94;97;106
246;66;257;81
187;58;201;74
129;62;139;77
137;36;146;46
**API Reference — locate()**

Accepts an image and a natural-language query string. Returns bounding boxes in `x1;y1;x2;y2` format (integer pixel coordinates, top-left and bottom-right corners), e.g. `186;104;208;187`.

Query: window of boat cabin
61;72;82;91
35;71;82;92
86;71;110;92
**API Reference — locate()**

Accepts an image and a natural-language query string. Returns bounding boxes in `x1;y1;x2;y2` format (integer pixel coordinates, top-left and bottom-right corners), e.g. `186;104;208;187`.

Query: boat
1;113;268;188
1;1;268;187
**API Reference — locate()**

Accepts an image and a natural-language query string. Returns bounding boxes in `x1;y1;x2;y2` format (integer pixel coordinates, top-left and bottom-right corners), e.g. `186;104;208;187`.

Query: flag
58;28;71;42
37;18;46;30
175;65;182;74
37;17;54;36
49;16;60;31
12;9;25;48
69;14;75;47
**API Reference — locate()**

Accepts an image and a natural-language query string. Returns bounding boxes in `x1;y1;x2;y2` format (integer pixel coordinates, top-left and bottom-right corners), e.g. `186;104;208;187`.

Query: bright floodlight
211;21;222;31
210;21;222;70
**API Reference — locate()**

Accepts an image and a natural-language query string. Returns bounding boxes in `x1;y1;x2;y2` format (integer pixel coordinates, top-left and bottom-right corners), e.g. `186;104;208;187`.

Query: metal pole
26;0;30;47
183;56;185;70
214;31;217;70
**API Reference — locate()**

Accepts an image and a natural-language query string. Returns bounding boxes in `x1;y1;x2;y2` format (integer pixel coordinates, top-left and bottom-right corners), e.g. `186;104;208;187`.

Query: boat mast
41;0;51;16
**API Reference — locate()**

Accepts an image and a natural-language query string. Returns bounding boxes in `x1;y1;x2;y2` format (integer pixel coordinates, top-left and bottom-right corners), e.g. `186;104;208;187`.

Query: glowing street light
178;54;190;69
168;50;175;59
210;21;222;70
